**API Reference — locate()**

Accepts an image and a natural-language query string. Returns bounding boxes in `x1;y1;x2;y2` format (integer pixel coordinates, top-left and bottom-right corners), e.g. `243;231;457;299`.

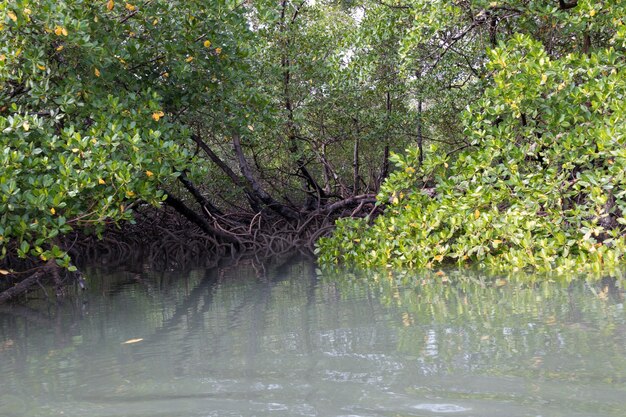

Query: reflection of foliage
1;260;625;415
321;268;626;381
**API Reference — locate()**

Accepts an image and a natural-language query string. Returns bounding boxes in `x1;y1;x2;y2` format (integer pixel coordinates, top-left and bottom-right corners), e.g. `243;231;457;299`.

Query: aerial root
0;196;379;303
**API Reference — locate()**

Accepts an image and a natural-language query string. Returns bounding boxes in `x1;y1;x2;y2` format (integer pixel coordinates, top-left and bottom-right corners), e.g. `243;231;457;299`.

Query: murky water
0;258;625;417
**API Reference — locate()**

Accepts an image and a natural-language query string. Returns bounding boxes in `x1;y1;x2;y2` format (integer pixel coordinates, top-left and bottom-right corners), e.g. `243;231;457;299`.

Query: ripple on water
412;403;469;413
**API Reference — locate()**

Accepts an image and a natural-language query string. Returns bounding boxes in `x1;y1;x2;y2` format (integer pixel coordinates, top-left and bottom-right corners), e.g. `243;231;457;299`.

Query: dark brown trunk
321;143;332;195
191;134;262;211
378;90;392;190
0;260;54;304
379;145;390;190
232;134;300;221
0;271;43;304
417;100;424;167
177;171;224;216
489;15;498;47
163;193;238;242
582;30;591;55
352;119;360;195
280;0;325;200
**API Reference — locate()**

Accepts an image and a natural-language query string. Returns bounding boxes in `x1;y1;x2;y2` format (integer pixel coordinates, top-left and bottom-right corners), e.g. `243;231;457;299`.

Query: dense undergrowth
318;30;626;274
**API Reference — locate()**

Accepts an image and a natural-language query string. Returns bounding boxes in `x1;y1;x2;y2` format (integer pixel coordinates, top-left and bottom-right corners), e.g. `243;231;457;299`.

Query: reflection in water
412;403;469;413
0;258;625;417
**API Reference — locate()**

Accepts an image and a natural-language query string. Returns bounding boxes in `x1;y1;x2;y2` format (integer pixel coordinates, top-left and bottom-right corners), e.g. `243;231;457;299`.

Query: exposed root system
0;195;380;304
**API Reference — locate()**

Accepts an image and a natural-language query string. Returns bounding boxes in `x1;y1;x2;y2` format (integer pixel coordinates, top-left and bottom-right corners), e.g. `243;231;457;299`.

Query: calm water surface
0;258;625;417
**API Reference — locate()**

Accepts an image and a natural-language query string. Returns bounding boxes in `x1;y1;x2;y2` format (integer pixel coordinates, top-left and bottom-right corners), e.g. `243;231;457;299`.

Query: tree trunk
232;134;300;221
417;99;424;167
0;260;55;304
280;0;325;201
352;119;360;195
191;133;262;211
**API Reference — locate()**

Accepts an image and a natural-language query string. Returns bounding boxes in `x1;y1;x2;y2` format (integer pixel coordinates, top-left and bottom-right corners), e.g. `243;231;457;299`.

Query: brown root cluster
76;194;379;268
0;195;379;304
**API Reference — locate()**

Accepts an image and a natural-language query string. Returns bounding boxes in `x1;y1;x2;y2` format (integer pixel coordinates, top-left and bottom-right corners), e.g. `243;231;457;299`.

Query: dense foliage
0;0;265;279
2;0;626;297
318;1;626;273
0;0;425;295
0;1;199;270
